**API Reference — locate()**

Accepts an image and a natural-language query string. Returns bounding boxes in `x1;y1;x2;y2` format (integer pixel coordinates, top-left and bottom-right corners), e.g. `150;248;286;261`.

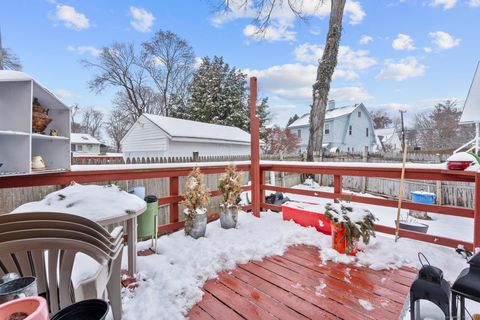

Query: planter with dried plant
218;164;243;229
182;167;210;238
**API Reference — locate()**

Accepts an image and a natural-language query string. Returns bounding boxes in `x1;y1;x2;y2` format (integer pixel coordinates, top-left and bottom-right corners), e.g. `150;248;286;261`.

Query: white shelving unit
0;71;71;176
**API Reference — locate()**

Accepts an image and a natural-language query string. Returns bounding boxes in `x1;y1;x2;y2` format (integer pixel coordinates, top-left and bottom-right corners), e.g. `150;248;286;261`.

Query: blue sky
1;0;479;127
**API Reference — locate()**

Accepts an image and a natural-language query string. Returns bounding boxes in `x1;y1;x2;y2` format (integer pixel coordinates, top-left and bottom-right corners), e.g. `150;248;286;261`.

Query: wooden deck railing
259;161;479;251
0;162;252;236
0;160;478;251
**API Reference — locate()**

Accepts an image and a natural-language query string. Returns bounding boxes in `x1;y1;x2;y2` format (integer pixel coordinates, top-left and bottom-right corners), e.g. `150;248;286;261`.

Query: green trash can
137;195;158;239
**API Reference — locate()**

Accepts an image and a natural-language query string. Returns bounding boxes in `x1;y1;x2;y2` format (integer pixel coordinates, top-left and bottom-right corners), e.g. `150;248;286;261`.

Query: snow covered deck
188;244;417;320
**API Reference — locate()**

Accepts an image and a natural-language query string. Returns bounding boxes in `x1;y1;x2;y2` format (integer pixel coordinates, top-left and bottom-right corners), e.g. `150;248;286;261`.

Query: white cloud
428;31;461;50
55;4;90;30
469;0;480;6
330;87;373;101
294;43;376;80
429;0;457;10
424;47;433;53
67;45;101;56
211;0;365;42
359;35;373;45
129;7;155;32
54;89;76;99
243;24;296;42
376;57;426;81
245;63;372;103
392;34;416;51
273;104;297;111
375;97;463;112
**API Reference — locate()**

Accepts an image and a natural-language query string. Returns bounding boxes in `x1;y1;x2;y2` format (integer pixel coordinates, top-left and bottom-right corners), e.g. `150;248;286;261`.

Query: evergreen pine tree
171;56;270;132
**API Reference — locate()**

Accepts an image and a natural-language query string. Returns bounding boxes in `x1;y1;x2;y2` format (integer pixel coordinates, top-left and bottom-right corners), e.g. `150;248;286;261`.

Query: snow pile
447;152;477;163
120;210;472;320
325;202;373;224
12;183;146;222
121;211;327;320
284;184;474;243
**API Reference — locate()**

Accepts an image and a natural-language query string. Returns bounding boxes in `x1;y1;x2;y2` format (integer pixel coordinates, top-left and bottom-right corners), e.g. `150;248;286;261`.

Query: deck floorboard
188;245;417;320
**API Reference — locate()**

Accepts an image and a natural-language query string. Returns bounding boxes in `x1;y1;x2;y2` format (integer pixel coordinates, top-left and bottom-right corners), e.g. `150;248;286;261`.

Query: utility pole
399;110;407;151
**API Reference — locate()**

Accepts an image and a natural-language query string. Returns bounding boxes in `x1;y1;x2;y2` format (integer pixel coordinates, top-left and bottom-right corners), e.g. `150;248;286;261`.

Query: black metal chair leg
451;293;457;320
460;296;465;320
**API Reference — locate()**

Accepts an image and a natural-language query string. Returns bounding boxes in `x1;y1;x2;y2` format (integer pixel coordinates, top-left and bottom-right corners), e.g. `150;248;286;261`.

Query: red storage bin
281;203;332;235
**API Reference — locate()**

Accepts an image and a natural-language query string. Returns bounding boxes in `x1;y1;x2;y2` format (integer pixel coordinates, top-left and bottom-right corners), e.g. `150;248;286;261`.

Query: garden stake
395;139;408;242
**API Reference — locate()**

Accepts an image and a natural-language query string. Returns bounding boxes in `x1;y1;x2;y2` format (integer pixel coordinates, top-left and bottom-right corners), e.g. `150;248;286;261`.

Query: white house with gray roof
121;114;252;160
287;103;377;153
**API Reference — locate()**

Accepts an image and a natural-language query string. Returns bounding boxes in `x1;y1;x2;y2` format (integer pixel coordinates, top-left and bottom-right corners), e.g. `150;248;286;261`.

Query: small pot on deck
50;299;109;320
331;223;358;256
185;209;207;239
219;204;238;229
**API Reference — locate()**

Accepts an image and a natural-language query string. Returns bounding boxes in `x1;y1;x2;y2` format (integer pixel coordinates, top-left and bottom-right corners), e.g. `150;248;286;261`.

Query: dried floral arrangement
324;201;377;252
218;164;243;207
181;167;210;235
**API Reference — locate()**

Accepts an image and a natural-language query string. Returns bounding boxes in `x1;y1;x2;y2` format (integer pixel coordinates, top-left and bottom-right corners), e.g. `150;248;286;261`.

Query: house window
325;123;330;135
297;130;301;138
366;128;369;137
349;125;352;135
358;111;361;118
77;145;83;151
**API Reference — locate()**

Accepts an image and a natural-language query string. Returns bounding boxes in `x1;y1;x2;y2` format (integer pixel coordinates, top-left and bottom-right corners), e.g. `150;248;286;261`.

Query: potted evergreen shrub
182;167;210;239
218;165;242;229
324;201;377;256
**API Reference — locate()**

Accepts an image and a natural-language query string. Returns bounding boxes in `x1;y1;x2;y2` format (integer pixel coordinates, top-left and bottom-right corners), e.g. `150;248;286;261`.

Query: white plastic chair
0;212;124;319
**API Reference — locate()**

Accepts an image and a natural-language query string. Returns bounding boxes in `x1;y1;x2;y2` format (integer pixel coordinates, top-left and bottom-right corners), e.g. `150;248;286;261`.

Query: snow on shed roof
288;104;361;128
71;133;101;145
142;114;251;144
460;62;480;124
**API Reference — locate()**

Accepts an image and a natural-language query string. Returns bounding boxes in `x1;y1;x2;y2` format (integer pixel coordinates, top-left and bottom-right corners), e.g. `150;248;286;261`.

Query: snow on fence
124;154;250;164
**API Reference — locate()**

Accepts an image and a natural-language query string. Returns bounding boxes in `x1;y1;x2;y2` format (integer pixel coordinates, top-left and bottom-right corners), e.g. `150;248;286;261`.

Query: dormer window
349;125;352;135
358;111;361;118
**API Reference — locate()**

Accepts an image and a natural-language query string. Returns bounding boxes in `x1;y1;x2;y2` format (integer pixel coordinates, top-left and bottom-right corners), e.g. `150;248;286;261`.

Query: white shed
121;114;251;161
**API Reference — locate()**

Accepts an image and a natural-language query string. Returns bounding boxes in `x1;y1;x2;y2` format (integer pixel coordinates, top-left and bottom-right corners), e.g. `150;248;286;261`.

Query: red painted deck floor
188;245;417;320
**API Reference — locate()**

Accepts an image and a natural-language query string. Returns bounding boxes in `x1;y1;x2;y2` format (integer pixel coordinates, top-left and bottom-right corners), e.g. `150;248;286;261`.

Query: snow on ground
120;210;474;320
282;182;474;243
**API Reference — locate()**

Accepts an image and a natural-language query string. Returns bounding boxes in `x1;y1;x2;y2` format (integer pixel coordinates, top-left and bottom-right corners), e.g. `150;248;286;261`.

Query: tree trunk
307;0;346;162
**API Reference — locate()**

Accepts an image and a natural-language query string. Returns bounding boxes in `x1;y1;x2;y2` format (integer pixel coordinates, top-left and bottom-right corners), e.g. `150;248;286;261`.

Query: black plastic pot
51;299;109;320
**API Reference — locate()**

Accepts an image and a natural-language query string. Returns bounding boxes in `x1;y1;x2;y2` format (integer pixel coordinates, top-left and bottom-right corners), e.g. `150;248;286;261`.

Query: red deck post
334;175;342;195
474;173;480;250
250;77;261;217
170;176;179;223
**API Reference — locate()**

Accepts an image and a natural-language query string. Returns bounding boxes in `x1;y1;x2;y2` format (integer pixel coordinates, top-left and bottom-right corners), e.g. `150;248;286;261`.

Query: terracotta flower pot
0;296;48;320
331;223;358;256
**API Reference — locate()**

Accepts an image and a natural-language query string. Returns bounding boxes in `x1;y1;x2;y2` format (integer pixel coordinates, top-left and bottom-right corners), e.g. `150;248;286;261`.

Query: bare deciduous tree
141;30;195;116
82;42;156;122
112;88;163;123
415;100;475;150
106;108;131;152
81;107;104;139
216;0;346;162
0;29;22;70
70;104;82;133
370;110;393;129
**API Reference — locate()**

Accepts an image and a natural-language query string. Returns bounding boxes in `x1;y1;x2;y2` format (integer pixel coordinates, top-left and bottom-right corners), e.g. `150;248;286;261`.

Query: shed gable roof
142;114;251;144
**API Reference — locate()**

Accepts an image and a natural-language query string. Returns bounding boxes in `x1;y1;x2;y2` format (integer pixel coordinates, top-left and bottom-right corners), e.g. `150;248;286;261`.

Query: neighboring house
70;133;101;154
375;127;402;152
287;103;377;153
121;114;251;160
